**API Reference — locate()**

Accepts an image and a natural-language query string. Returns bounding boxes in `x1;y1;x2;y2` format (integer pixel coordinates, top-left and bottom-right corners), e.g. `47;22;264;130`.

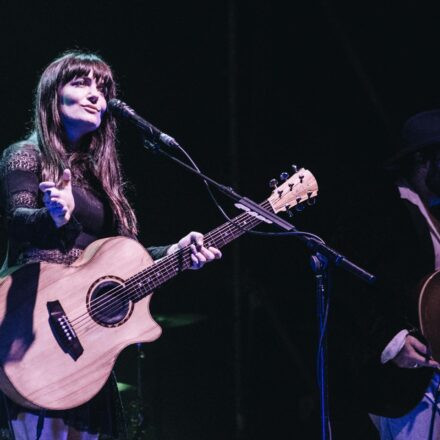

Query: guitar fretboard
126;200;272;302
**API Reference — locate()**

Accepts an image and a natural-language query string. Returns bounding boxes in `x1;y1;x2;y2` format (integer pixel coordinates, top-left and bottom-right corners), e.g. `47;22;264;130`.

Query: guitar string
71;208;265;335
71;188;316;335
69;184;309;328
71;188;315;336
70;185;311;336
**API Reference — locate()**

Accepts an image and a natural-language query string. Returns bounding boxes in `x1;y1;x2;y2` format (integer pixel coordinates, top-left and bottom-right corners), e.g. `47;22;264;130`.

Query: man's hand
167;231;222;269
39;169;75;228
392;335;440;369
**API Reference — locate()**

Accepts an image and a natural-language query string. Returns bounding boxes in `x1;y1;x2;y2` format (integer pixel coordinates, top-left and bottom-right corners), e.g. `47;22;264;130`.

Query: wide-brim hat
386;109;440;166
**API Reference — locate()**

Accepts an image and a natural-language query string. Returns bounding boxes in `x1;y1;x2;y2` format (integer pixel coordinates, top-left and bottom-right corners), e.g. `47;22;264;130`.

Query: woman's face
58;70;108;144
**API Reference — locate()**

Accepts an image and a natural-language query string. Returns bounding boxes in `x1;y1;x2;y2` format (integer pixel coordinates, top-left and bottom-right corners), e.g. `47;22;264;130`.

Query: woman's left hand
167;231;222;270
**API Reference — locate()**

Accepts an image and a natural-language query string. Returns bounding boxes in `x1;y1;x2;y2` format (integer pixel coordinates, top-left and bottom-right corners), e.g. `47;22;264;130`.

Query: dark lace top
0;142;169;267
0;142;170;438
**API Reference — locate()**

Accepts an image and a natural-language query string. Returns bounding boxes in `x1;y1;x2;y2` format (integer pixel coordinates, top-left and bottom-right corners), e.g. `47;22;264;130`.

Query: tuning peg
307;192;316;206
269;178;278;189
280;172;289;181
291;164;298;173
295;197;305;212
285;205;294;218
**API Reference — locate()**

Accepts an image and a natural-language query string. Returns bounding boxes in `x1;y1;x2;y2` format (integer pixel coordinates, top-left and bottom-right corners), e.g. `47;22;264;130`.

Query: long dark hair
33;50;137;237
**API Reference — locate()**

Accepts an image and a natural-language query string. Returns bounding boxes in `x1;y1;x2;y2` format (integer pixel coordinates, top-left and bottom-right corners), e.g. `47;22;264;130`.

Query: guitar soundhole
89;280;131;326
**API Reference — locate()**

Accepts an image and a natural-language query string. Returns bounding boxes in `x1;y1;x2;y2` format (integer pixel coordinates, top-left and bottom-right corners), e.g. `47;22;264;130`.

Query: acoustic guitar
0;168;318;410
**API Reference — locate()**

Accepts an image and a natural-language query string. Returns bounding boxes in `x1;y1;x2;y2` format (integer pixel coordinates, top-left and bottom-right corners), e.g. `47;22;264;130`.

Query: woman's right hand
39;169;75;228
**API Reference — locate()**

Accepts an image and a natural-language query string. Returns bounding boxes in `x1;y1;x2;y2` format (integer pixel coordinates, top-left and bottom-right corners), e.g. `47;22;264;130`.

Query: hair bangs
58;54;115;99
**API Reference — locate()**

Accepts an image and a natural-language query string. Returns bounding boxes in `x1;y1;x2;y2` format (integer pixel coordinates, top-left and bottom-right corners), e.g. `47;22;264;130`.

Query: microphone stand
142;137;376;440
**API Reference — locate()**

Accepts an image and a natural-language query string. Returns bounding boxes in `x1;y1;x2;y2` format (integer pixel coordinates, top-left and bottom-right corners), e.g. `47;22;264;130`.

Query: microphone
107;99;180;148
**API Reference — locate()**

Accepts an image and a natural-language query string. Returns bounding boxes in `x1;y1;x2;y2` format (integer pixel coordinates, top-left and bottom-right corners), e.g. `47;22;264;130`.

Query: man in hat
332;110;440;439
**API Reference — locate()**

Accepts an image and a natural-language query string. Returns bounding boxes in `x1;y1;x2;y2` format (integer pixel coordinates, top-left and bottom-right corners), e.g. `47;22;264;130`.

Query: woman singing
0;51;221;439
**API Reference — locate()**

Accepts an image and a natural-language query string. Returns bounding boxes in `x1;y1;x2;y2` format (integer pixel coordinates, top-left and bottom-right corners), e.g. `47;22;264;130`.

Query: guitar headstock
267;168;318;214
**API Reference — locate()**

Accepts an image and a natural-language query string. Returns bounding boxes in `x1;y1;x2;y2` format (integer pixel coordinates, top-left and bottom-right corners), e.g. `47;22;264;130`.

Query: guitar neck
127;200;273;301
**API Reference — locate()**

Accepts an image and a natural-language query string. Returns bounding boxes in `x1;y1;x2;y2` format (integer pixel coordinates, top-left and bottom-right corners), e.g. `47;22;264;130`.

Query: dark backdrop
1;1;439;439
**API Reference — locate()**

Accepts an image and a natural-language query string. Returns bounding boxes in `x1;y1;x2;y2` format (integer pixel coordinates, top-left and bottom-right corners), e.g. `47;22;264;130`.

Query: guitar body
0;236;161;410
419;269;440;362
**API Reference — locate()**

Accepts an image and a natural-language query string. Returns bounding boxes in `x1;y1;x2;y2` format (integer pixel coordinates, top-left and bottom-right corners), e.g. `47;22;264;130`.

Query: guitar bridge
47;300;84;361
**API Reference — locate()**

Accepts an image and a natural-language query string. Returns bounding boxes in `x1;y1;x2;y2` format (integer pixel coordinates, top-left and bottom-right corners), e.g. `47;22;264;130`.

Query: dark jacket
330;182;435;417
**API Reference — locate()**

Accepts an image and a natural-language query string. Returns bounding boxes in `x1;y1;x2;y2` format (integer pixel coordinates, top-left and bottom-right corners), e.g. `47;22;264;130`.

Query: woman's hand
39;169;75;228
392;335;440;369
167;231;222;269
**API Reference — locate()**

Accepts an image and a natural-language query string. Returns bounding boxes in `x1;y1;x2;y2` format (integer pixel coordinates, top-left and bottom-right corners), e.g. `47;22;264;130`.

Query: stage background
1;1;440;438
